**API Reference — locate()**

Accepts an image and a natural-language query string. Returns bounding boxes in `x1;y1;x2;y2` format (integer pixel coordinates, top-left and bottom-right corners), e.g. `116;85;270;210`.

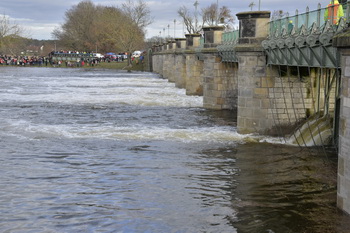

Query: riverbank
0;61;146;72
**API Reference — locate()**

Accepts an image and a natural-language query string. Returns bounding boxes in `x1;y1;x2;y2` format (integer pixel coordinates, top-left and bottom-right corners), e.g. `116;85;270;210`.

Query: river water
0;67;349;233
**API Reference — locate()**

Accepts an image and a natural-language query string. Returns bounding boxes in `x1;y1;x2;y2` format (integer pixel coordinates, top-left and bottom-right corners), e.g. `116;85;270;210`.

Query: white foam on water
0;68;285;145
2;118;285;145
0;73;203;108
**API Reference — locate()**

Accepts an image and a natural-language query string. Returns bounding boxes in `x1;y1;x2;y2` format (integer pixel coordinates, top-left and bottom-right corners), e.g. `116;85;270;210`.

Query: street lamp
216;0;219;25
194;1;199;30
249;2;255;11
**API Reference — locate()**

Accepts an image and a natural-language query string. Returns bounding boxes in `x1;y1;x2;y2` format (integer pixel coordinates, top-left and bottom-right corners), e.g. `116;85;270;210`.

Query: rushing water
0;67;349;233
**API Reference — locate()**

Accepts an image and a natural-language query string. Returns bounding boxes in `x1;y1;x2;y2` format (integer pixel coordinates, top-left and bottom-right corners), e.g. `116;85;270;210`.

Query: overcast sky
0;0;328;40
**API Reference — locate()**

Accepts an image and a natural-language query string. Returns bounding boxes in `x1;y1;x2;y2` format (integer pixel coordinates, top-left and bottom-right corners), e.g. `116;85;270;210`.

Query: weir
149;1;350;215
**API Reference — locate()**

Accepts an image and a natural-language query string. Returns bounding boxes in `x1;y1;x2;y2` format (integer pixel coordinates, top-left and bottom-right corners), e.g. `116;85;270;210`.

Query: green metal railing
199;37;204;46
262;1;348;68
217;30;240;62
222;30;239;43
198;29;239;46
269;1;349;38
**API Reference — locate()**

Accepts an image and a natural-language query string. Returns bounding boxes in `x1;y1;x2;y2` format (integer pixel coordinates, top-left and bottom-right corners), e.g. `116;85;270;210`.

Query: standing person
288;20;294;34
139;54;144;64
324;0;344;25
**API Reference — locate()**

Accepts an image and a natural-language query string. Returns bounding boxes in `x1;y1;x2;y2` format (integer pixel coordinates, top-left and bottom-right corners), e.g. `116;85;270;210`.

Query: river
0;67;349;233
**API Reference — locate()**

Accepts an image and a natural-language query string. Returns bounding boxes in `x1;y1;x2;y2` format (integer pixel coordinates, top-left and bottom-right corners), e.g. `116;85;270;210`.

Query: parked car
104;53;117;61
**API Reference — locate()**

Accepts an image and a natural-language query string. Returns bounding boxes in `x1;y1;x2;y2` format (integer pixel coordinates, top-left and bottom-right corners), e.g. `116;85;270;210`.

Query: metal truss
217;31;239;62
262;18;347;68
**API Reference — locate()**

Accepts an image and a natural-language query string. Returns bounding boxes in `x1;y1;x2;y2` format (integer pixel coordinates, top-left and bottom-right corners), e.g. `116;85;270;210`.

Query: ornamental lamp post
249;2;255;11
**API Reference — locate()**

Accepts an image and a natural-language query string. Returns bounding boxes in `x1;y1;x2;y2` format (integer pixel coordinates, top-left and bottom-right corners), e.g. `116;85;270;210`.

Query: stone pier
333;29;350;214
185;34;203;95
235;11;273;134
201;26;238;110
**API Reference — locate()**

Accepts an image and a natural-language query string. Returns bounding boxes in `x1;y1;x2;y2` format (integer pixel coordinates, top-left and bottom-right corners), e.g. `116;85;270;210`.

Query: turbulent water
0;67;349;233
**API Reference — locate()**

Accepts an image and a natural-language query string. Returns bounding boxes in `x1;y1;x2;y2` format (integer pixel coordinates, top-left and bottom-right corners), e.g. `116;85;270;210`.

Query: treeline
52;0;152;57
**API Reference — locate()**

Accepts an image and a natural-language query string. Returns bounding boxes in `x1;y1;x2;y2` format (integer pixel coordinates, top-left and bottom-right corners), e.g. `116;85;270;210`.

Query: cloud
25;23;60;40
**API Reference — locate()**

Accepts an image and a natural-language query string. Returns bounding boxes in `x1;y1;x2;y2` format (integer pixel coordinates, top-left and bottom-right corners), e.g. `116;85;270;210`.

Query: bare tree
121;0;153;32
52;0;101;51
271;10;289;21
98;6;145;66
218;6;235;29
202;3;217;26
0;14;24;53
118;0;153;65
178;6;200;34
178;3;235;34
202;4;234;28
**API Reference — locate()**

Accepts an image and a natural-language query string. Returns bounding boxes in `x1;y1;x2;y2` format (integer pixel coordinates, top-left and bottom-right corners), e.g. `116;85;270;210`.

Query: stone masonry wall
152;55;163;76
174;54;186;89
163;54;176;82
267;67;335;133
338;51;350;214
185;54;204;96
236;49;330;135
203;57;238;110
237;50;274;134
267;73;312;127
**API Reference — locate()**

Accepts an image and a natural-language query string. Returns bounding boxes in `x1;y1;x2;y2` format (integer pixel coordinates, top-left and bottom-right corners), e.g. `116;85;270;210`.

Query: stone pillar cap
202;26;225;31
236;11;271;19
185;33;201;37
333;27;350;47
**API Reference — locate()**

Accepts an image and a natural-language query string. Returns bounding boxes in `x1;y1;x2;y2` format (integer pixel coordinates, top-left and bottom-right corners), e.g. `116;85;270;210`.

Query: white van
93;53;104;59
132;51;142;58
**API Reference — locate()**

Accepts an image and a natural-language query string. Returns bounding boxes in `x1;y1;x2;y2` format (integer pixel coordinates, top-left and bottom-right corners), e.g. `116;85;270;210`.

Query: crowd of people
0;55;49;66
0;53;104;67
0;50;146;68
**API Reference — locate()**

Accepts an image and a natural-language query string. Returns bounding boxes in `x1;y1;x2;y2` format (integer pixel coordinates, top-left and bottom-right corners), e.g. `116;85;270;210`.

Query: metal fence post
295;9;299;31
347;1;350;23
306;6;310;28
317;3;321;27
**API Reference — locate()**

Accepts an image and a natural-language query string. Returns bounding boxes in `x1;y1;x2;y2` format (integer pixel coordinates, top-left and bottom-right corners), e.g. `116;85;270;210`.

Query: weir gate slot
266;65;340;154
